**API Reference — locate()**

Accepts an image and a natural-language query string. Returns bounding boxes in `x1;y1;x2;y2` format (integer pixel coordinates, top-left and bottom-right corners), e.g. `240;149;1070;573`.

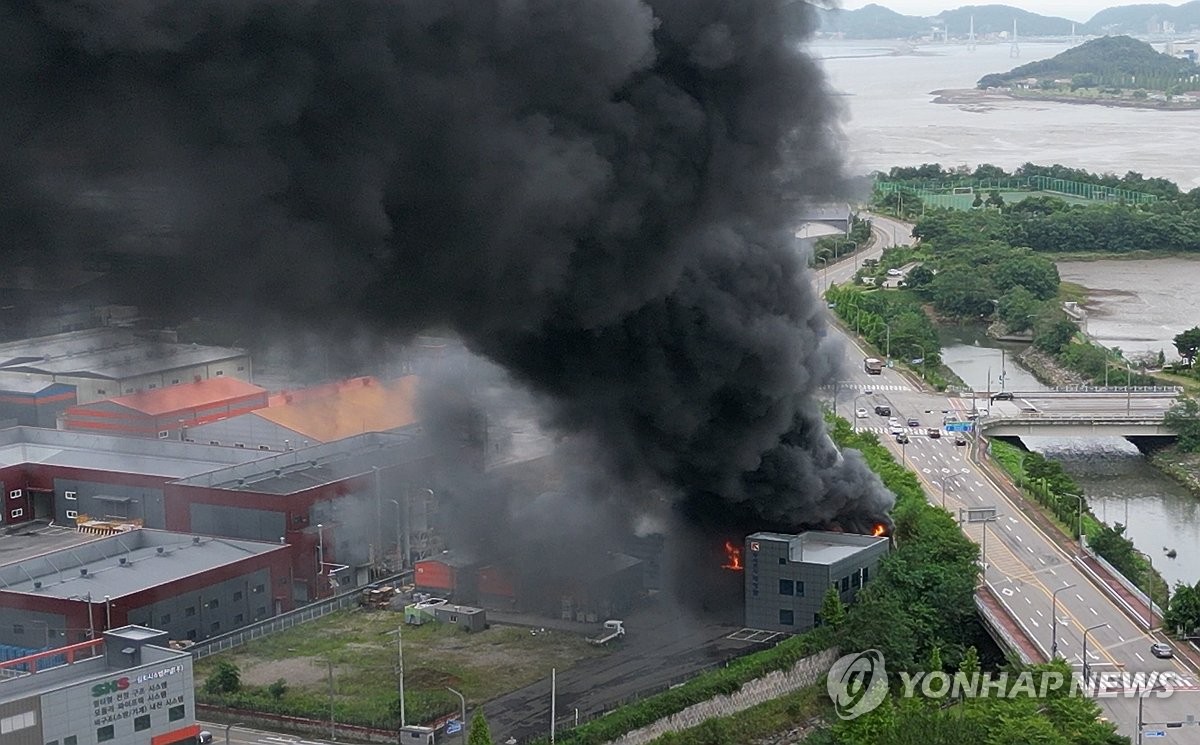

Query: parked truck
864;357;884;375
587;620;626;646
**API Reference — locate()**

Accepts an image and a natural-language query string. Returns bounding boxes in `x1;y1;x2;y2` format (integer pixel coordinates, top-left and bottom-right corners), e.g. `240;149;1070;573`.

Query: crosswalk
821;383;909;392
856;426;953;436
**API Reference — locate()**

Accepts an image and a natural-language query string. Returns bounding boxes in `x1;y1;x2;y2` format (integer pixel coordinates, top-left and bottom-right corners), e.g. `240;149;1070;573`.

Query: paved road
816;220;1200;743
197;722;335;745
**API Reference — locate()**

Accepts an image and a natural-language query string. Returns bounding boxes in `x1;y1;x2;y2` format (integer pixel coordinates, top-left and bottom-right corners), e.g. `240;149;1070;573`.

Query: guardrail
978;582;1044;664
967;386;1183;395
979;414;1167;424
191;571;409;660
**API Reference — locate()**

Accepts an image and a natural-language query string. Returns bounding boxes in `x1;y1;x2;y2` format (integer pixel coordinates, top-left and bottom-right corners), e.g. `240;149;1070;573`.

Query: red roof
104;378;267;416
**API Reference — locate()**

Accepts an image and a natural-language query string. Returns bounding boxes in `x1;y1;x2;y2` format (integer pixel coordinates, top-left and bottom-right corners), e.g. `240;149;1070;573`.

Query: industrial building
0;375;76;428
0;327;251;404
61;378;269;439
0;625;199;745
743;531;889;633
0;529;291;647
182;375;419;451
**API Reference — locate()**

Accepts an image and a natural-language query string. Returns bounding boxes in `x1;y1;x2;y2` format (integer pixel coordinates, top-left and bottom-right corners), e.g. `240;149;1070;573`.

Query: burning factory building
2;0;898;623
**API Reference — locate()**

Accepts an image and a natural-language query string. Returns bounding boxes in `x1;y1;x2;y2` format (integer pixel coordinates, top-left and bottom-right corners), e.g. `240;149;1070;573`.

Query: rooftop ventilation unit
80;568;88;576
192;537;201;545
156;547;165;555
119;558;128;566
33;581;41;589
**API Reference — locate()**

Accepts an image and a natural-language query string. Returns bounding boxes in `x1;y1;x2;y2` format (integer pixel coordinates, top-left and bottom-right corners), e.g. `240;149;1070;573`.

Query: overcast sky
833;1;1186;23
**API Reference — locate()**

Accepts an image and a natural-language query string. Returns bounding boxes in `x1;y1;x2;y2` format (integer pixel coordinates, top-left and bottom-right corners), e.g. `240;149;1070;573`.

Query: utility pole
374;466;382;575
328;660;336;741
397;626;406;728
550;667;557;744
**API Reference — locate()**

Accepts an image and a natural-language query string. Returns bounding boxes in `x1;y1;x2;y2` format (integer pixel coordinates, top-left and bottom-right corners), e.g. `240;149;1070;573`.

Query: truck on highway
864;357;884;375
588;620;626;646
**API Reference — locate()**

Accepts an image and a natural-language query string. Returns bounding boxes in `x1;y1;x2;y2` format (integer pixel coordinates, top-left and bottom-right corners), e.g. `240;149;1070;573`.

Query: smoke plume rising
2;1;894;564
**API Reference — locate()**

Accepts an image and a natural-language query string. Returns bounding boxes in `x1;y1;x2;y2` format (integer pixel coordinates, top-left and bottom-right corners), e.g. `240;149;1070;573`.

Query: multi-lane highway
812;214;1200;742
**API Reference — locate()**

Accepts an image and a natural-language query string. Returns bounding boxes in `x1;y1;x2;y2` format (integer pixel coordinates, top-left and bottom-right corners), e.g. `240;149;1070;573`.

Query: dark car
954;435;967;446
927;428;941;439
991;391;1014;401
1150;642;1174;659
895;432;910;444
906;417;920;427
874;405;891;416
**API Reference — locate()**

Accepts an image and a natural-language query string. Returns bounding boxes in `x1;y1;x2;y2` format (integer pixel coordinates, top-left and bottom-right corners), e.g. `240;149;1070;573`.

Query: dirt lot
194;608;605;726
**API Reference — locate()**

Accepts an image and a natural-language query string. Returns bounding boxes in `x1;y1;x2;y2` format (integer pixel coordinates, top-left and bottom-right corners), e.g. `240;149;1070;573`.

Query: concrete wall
54;478;166;528
66;355;253;405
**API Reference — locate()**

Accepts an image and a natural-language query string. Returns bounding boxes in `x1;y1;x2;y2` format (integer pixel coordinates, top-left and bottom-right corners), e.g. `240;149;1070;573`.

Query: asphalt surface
198;722;334;745
821;215;1200;742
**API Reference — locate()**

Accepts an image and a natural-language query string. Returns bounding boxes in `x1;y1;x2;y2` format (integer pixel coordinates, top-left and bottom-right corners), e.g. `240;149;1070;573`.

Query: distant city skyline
833;0;1190;23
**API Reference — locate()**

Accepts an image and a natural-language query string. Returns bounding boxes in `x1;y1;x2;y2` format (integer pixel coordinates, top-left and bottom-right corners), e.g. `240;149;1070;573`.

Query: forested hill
815;3;1075;39
977;35;1197;89
1087;1;1200;34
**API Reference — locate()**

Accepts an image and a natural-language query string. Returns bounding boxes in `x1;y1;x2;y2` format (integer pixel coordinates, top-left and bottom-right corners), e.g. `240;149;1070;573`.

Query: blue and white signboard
1144;730;1165;738
446;720;463;735
945;422;973;433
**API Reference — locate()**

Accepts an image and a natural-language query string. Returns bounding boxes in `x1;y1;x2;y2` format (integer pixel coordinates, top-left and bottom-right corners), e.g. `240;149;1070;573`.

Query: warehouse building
744;531;889;633
167;431;436;602
61;378;270;440
0;529;292;647
0;427;264;528
0;624;199;745
0;375;76;428
183;375;419;451
0;327;251;404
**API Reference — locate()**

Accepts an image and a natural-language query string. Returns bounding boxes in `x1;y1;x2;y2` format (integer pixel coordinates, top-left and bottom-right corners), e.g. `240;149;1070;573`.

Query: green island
975;35;1200;109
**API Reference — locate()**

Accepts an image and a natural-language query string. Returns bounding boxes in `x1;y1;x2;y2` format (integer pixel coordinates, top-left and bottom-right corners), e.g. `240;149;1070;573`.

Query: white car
889;424;903;435
856;408;868;418
886;268;903;276
888;417;899;427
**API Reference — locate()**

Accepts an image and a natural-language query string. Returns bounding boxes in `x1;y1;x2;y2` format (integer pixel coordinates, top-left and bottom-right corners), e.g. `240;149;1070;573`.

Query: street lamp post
1051;584;1076;659
317;523;325;582
940;471;968;510
1064;494;1085;551
224;723;245;745
910;344;929;380
980;516;998;571
447;687;467;745
1082;622;1109;682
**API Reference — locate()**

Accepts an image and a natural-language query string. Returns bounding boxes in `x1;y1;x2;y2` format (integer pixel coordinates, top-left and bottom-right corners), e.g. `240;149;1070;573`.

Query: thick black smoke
1;1;893;543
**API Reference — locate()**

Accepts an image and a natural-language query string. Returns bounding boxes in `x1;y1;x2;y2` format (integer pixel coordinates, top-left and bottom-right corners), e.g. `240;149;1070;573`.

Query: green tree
1033;312;1079;353
468;709;493;745
267;678;288;699
985;190;1005;209
1165;581;1200;637
1174;327;1200;366
904;264;936;293
204;661;241;695
1164;397;1200;452
972;193;984;209
819;586;847;630
992;255;1060;300
998;287;1041;331
958;645;980;677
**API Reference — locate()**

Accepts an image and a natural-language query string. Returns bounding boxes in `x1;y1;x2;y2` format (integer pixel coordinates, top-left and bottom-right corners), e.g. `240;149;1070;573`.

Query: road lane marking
1090;607;1098;615
1014;534;1022;542
1076;594;1085;603
1135;653;1145;662
1036;609;1044;617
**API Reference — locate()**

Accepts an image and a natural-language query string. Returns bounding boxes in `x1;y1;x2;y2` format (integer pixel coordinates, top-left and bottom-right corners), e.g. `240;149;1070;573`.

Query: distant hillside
977;34;1196;88
815;3;929;39
936;5;1079;36
1086;1;1200;34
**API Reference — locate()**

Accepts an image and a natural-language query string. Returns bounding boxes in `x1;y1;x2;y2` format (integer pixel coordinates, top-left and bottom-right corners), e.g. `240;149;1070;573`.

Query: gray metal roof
0;374;59;394
0;529;286;600
173;431;430;495
0;426;267;478
748;530;886;566
0;328;245;380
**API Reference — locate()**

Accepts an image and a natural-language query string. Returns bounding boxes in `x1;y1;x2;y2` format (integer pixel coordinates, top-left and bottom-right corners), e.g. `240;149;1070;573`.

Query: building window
172;379;180;385
255;584;265;594
96;725;115;742
778;579;794;596
215;370;224;376
259;445;271;451
862;566;869;584
796;581;805;597
209;440;220;446
64;491;77;500
185;606;196;617
46;741;58;745
211;621;220;633
11;509;22;518
134;714;151;732
158;431;169;439
148;384;157;389
8;489;21;499
12;624;22;635
186;629;197;640
125;388;134;394
0;711;36;733
234;614;243;624
234;442;245;448
97;389;106;395
778;557;786;565
161;614;171;625
778;609;794;626
233;591;242;601
65;736;77;745
66;510;78;519
841;576;850;592
168;704;185;721
237;365;245;371
852;572;861;589
257;606;266;617
209;599;219;609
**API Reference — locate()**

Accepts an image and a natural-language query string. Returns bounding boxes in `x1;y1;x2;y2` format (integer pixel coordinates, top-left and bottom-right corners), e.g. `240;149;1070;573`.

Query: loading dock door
29;489;53;520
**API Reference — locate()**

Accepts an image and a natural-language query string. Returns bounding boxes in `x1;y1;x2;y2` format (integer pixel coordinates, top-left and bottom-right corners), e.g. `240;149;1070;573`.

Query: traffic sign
446;720;462;735
1145;730;1165;738
945;422;973;433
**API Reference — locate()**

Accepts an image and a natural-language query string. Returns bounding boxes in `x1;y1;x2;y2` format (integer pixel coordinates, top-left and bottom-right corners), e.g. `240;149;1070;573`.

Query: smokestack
1;0;893;592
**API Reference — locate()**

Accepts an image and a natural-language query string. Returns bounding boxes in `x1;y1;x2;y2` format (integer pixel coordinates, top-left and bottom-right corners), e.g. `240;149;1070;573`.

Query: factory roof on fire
749;531;887;566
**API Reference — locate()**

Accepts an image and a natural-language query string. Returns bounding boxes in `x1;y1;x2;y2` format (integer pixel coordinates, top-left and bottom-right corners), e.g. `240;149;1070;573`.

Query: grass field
919;190;1099;211
194;608;606;727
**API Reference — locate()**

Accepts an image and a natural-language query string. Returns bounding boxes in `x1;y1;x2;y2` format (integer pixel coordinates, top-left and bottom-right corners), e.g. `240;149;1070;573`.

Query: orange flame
871;523;887;537
721;541;743;571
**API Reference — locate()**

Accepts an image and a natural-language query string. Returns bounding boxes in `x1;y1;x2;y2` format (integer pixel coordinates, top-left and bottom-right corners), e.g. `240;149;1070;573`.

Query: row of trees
882;162;1184;200
825;284;940;371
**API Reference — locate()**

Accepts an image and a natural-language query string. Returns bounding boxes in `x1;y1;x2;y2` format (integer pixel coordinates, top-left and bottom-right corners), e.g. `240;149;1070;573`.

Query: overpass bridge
978;413;1175;439
965;386;1182;439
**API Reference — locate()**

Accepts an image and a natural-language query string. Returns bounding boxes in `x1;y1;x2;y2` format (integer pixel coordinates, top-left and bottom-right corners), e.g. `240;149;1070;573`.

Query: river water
813;39;1200;588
